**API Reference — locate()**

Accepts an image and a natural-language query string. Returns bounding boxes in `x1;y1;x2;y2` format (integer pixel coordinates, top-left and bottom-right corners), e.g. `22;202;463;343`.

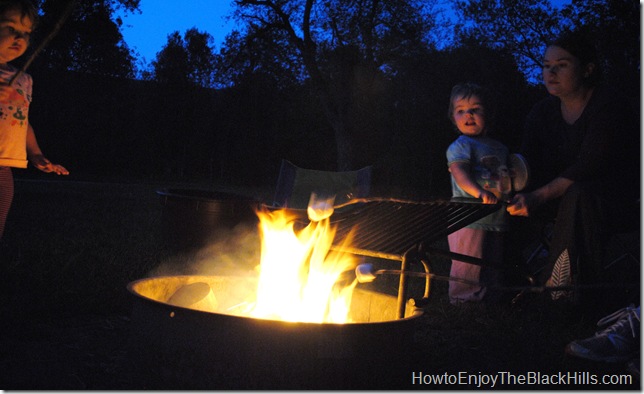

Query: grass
0;179;640;389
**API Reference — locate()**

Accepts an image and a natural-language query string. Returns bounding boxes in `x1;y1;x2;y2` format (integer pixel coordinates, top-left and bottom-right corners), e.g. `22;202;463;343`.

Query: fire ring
126;275;424;389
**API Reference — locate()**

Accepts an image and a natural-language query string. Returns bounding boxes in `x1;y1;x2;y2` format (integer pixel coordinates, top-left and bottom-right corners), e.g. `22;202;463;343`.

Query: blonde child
0;0;68;239
445;83;509;303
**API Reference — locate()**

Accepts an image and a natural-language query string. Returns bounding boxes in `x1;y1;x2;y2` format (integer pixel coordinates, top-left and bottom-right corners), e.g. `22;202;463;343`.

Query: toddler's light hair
0;0;39;29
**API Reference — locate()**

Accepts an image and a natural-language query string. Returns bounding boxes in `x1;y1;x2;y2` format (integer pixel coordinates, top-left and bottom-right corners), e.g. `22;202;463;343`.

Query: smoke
149;221;261;278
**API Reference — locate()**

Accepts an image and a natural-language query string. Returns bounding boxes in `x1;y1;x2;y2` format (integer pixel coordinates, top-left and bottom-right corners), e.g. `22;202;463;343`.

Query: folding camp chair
272;159;372;209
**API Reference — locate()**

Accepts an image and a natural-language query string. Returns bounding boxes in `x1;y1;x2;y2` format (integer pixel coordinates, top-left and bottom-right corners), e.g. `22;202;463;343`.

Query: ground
0;179;639;389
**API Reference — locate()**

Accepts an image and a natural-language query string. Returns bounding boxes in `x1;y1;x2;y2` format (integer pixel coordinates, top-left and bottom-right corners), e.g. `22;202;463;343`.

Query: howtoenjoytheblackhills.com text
411;371;634;388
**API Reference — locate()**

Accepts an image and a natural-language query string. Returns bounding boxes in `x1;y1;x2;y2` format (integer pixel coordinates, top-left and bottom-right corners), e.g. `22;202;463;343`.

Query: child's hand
30;155;69;175
479;189;498;204
0;84;13;102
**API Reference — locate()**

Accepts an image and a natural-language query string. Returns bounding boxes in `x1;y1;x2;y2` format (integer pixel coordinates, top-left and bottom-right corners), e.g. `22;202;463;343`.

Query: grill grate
327;198;502;260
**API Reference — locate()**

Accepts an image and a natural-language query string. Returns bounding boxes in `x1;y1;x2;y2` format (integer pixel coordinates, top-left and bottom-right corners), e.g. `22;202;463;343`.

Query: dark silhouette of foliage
146;31;190;85
228;0;440;171
29;0;139;78
453;0;565;82
453;0;640;90
213;28;303;90
562;0;640;97
142;28;219;177
147;28;217;88
19;0;639;195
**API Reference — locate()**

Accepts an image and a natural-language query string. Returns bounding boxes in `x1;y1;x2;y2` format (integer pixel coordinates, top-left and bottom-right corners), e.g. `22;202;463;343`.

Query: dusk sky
117;0;571;65
117;0;237;63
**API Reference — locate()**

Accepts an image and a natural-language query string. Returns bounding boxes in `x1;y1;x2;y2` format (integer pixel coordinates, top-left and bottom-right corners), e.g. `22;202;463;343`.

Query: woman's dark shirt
521;85;639;202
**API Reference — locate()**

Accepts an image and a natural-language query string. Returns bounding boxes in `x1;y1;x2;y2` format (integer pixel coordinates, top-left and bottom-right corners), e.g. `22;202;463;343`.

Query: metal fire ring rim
127;275;424;326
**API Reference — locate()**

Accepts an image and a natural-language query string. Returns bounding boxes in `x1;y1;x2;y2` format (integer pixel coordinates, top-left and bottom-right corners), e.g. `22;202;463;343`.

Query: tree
148;28;217;88
562;0;640;96
453;0;566;82
453;0;640;89
229;0;440;170
30;0;139;79
143;28;218;178
213;29;302;90
145;32;189;85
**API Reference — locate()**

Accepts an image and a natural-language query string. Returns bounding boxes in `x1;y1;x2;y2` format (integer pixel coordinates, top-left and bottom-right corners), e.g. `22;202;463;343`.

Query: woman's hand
30;154;69;175
506;193;532;216
507;177;573;216
507;193;529;216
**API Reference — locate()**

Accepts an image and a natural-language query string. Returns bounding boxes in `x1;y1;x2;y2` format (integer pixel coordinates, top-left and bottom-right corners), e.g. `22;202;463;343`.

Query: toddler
445;83;509;303
0;0;69;239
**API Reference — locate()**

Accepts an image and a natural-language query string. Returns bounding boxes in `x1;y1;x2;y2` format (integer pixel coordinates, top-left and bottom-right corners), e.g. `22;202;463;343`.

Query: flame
249;208;357;323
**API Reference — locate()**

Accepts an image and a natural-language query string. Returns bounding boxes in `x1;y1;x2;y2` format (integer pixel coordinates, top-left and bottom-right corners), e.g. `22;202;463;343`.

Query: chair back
273;160;372;209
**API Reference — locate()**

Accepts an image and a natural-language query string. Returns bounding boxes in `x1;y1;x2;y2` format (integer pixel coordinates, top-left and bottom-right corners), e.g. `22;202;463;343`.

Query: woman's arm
507;176;573;216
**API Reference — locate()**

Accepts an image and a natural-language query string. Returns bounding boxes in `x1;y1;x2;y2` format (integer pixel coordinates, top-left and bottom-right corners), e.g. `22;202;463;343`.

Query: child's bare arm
449;162;497;204
26;123;69;175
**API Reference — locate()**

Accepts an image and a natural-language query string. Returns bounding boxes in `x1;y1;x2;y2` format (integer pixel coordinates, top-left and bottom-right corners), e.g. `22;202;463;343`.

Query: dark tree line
17;0;640;199
26;0;139;78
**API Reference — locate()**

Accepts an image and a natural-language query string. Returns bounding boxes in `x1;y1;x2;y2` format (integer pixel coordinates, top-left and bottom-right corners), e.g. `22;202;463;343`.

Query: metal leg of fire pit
396;246;424;319
396;252;410;319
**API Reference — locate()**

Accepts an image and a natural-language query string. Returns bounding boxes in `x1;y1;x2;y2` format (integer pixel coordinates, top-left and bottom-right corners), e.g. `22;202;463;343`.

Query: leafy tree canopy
146;28;217;88
220;0;442;169
453;0;565;82
453;0;639;88
28;0;139;79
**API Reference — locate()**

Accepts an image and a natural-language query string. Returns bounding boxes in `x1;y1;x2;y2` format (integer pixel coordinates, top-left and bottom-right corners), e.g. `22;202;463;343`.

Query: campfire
163;202;359;323
126;205;420;383
132;198;401;325
124;193;508;387
249;207;357;323
125;195;437;388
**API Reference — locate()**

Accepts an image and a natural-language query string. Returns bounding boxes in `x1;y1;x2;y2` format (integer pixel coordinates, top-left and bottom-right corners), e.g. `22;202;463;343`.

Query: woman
506;29;639;303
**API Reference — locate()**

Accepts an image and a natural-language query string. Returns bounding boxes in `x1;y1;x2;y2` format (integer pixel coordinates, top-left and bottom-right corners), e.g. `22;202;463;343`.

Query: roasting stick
354;263;638;293
7;0;78;87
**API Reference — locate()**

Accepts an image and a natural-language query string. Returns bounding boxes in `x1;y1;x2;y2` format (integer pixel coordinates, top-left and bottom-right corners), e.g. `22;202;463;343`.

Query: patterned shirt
0;65;32;168
446;134;510;231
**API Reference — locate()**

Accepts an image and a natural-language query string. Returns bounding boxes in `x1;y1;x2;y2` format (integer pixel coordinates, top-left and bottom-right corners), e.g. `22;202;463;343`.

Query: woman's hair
0;0;39;29
549;28;601;86
447;82;495;133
